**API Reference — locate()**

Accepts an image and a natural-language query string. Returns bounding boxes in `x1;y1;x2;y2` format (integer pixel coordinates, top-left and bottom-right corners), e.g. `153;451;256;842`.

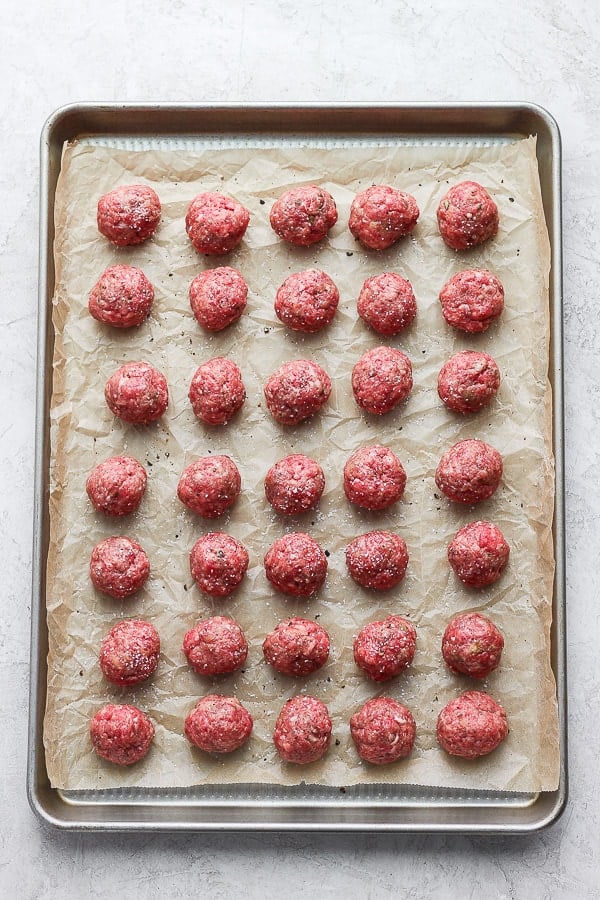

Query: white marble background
1;0;598;896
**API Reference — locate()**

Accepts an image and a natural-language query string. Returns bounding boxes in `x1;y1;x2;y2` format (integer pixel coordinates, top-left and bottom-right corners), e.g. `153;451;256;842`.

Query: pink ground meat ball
447;520;510;587
351;346;413;415
437;180;499;251
97;184;161;247
189;266;248;331
189;532;249;597
270;184;338;246
183;616;248;676
353;615;417;682
273;695;332;764
357;272;417;336
264;532;328;597
274;268;339;333
264;359;331;425
185;695;253;754
188;357;246;425
349;185;419;250
185;192;250;256
104;361;168;425
89;536;150;599
345;530;409;590
350;697;416;765
177;456;241;518
262;617;330;676
435;439;503;505
99;620;160;686
88;265;154;328
442;613;504;679
86;456;147;517
439;269;504;333
90;704;155;766
343;444;406;510
438;350;501;414
264;454;325;516
436;690;509;759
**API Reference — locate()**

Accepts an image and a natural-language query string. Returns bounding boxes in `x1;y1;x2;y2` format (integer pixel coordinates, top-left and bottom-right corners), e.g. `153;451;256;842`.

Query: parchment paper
44;135;559;793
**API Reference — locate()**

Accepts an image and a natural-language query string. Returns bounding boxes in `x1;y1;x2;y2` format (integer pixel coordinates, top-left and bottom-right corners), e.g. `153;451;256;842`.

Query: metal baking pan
29;102;566;832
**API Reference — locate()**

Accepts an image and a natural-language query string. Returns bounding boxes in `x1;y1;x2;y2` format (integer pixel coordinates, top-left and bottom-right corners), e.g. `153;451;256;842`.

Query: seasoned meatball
262;617;330;676
435;439;503;505
185;192;250;256
438;350;501;414
264;532;328;597
273;695;332;764
88;265;154;328
264;454;325;516
185;694;253;753
177;456;241;518
274;269;339;333
345;530;409;591
343;444;406;510
351;346;413;415
99;620;160;686
439;269;504;333
104;361;168;425
357;272;417;336
264;359;331;425
437;180;499;251
189;532;249;597
447;520;510;587
442;613;504;679
189;266;248;332
183;616;248;676
349;185;419;250
90;536;150;599
350;697;416;765
188;357;246;425
86;456;147;517
353;615;417;682
270;184;338;245
436;690;508;759
90;704;155;766
97;184;161;247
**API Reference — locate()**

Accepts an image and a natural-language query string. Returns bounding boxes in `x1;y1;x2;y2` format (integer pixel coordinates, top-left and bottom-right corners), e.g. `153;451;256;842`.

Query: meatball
439;269;504;333
437;180;499;251
343;444;406;510
353;615;417;682
264;359;331;426
88;265;154;328
447;520;510;587
189;532;249;597
264;454;325;516
99;620;160;686
345;530;409;591
97;184;161;247
90;536;150;599
438;350;501;414
189;266;248;332
273;695;332;764
264;532;328;597
435;439;503;505
183;616;248;676
351;346;413;415
185;192;250;256
442;613;504;679
349;185;419;250
350;697;416;765
357;272;417;336
185;694;253;753
86;456;147;517
262;617;330;676
274;269;339;333
436;690;508;759
269;184;338;245
90;704;155;766
104;361;168;425
188;357;246;425
177;456;241;518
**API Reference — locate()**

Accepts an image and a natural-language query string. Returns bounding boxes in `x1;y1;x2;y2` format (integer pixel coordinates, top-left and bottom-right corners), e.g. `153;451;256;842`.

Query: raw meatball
437;180;499;251
97;184;161;247
90;536;150;599
345;530;409;591
264;454;325;516
185;694;253;753
351;346;413;415
438;350;501;414
270;184;338;245
177;456;241;518
99;620;160;686
349;185;419;250
439;269;504;333
90;704;154;766
436;690;508;759
447;520;510;587
350;697;416;765
185;192;250;256
343;444;406;510
183;616;248;676
442;613;504;679
189;532;249;597
274;269;339;333
188;357;246;425
262;617;330;676
357;272;417;336
264;532;328;597
88;265;154;328
273;695;332;764
353;615;417;682
104;361;168;425
435;439;503;505
86;456;147;517
189;266;248;331
264;359;331;425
